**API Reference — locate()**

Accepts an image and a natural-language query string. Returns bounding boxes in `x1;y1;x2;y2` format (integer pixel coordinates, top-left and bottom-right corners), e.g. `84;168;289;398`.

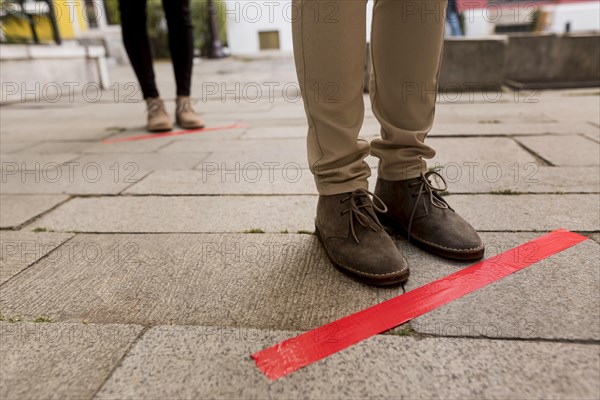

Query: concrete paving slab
161;138;310;169
443;166;600;194
159;138;304;154
1;233;597;342
429;122;600;136
241;126;307;140
29;194;599;233
243;118;308;129
29;196;316;233
71;152;211;172
124;169;316;195
123;166;599;196
0;231;73;284
95;326;600;400
0;164;143;195
449;194;599;231
0;194;68;228
160;137;536;172
167;127;247;141
1;118;117;142
516;135;600;166
0;233;378;326
581;123;600;143
1;103;236;143
0;141;37;154
0;153;80;170
0;322;143;400
434;109;555;124
404;232;600;341
180;100;273;114
428;137;537;166
23;139;175;154
223;121;599;139
534;92;600;127
1;151;211;194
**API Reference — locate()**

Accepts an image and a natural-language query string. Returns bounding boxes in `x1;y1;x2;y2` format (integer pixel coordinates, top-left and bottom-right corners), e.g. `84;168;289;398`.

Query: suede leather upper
375;175;485;259
315;191;409;284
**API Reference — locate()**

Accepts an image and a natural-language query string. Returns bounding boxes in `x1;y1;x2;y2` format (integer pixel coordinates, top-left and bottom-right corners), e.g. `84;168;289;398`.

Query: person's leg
369;0;444;181
292;0;408;286
447;0;463;37
162;0;205;129
118;0;159;99
162;0;193;97
292;0;371;195
119;0;171;132
370;0;484;260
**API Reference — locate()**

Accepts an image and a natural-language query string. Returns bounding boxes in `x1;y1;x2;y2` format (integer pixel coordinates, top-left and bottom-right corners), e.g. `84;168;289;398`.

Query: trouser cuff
315;179;369;196
377;162;428;181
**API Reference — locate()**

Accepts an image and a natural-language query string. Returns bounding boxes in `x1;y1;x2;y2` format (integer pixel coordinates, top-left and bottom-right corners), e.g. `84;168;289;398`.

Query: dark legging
119;0;193;99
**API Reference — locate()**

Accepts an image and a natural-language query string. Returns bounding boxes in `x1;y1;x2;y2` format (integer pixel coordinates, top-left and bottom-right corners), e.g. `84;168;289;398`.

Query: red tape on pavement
102;124;246;144
251;228;587;380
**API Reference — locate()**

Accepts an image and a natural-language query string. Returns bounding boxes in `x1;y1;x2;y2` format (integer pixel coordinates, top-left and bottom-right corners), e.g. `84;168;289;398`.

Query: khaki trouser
292;0;448;195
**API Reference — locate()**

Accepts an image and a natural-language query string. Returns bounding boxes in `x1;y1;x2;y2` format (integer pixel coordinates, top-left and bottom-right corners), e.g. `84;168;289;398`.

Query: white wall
461;1;600;37
225;0;600;54
226;0;375;54
463;8;494;36
545;2;600;33
225;0;294;54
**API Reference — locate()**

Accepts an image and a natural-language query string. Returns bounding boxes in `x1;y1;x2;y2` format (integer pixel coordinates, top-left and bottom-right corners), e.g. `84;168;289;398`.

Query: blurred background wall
0;0;598;104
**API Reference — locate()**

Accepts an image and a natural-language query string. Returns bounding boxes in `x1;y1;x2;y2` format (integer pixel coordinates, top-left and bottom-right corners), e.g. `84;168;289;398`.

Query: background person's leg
162;0;194;97
162;0;203;129
369;0;447;180
292;0;371;195
118;0;159;99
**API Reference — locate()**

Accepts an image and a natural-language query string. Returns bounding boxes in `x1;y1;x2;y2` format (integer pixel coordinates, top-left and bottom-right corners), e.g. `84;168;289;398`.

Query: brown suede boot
146;97;173;132
315;189;409;286
375;171;485;261
176;96;205;129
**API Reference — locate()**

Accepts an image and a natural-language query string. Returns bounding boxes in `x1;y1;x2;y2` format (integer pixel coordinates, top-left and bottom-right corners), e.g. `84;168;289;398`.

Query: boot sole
147;126;173;133
315;225;410;287
176;119;205;130
178;124;206;130
377;213;485;262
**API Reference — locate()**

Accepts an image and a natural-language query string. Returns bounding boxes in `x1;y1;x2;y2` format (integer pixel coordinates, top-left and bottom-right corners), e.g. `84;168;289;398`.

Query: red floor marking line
101;124;247;144
251;228;587;381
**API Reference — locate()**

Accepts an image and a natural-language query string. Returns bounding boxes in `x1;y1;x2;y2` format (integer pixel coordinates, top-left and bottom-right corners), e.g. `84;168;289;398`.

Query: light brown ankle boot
176;96;205;129
146;97;172;132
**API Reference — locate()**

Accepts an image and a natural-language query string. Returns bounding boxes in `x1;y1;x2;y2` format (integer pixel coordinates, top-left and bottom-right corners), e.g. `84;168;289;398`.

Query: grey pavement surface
0;231;73;284
26;193;600;232
1;322;143;400
0;194;68;228
1;58;599;399
95;326;600;400
0;233;598;343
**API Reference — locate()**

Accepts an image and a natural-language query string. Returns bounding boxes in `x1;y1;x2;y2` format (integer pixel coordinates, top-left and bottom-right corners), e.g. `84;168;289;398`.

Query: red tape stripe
101;124;246;144
251;228;587;380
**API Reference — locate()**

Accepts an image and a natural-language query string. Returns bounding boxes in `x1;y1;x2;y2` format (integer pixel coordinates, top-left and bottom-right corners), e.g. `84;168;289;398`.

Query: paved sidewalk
1;57;599;399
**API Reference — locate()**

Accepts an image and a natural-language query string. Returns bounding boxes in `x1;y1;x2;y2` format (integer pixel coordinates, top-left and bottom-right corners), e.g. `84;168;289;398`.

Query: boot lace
407;171;452;240
147;99;166;118
341;189;388;243
176;98;194;114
